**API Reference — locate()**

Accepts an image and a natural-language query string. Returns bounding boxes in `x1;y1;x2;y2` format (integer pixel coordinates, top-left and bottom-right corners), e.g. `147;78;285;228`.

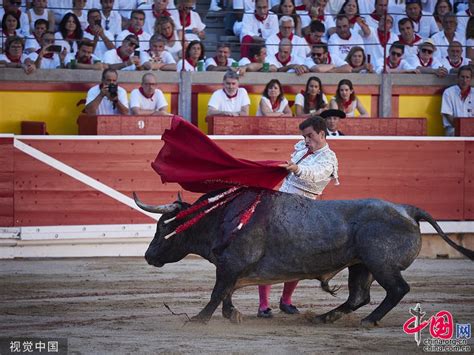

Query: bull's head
133;192;191;267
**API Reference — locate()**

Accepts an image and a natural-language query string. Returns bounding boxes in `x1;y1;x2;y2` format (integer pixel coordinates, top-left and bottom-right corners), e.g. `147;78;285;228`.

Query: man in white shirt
395;0;438;39
207;70;250;117
116;9;152;50
365;15;397;65
440;41;471;73
267;38;307;74
375;41;417;73
130;73;170;115
397;17;424;58
238;44;278;72
27;30;65;69
84;68;129;115
265;16;308;58
205;43;238;71
328;15;365;60
83;8;115;60
65;38;105;70
304;43;351;73
103;34;141;70
99;0;122;38
24;18;48;54
171;0;206;42
430;13;466;61
441;65;473;136
405;39;448;77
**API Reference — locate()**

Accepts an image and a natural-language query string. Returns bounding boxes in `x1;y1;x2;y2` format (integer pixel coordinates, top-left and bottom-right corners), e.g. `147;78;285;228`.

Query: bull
135;187;473;326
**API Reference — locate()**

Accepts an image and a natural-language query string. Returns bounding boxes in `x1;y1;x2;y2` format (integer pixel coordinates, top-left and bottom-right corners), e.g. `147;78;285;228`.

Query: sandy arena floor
0;257;472;354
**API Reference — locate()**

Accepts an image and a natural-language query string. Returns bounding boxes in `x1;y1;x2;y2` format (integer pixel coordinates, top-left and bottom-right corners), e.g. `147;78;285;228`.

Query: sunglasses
421;48;433;54
390;51;402;57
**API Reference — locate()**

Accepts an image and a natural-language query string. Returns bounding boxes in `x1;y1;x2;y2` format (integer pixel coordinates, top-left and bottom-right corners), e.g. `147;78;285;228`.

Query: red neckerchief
398;33;422;46
249;56;258;63
348;16;359;25
342;99;353;110
66;32;76;40
185;57;197;68
116;47;130;62
213;56;226;66
304;34;319;45
460;87;471;102
386;56;401;69
295;4;305;11
255;13;268;22
370;11;381;21
139;86;154;100
277;32;293;41
127;25;143;36
163;32;174;40
152;5;170;18
6;52;21;63
76;52;92;64
316;7;324;21
270;98;281;111
447;56;462;68
37;48;54;59
85;25;95;35
326;52;332;64
224;89;238;99
417;53;433;67
276;52;291;66
377;29;391;46
179;10;191;27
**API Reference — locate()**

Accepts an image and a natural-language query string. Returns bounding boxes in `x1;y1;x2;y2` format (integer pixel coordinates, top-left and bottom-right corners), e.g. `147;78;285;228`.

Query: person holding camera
84;68;129;115
83;8;115;60
103;34;142;71
26;31;68;69
64;39;105;70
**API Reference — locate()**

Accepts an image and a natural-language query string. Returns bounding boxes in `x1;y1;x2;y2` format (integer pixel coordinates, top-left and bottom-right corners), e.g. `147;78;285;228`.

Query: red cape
152;116;288;193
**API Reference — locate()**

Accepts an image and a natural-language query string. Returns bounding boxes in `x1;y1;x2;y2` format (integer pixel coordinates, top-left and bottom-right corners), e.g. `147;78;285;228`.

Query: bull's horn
133;192;180;213
177;191;183;202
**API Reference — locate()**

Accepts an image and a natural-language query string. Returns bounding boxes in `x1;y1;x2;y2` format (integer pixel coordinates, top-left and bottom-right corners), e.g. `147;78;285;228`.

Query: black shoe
279;300;300;314
257;308;273;318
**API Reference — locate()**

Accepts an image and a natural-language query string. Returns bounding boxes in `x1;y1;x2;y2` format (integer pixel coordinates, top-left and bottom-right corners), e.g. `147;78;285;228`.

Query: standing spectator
275;0;302;36
207;70;251;117
28;30;67;68
405;39;448;76
141;34;176;71
294;76;328;116
65;38;105;69
267;38;307;74
130;73;171;115
441;65;473;136
1;11;24;51
27;0;55;33
329;79;369;117
55;12;83;53
257;78;292;116
430;13;466;61
84;68;129;115
375;41;417;73
205;42;237;71
321;109;346;136
83;8;115;60
68;0;88;30
304;43;352;73
238;44;278;72
240;0;279;58
176;40;204;71
364;15;397;64
328;15;365;60
266;16;309;58
396;0;439;39
397;17;424;58
466;17;474;60
24;18;48;53
0;36;36;73
155;16;182;61
139;0;177;35
103;33;141;70
432;0;453;31
171;0;205;42
440;40;471;73
345;46;375;73
116;10;151;51
99;0;122;39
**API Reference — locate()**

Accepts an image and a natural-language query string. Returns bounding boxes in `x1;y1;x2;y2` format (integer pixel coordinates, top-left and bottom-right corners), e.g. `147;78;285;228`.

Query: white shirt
375;57;413;74
204;56;236;69
138;4;178;35
0;53;29;64
208;88;251;113
266;52;304;70
83;28;115;60
24;36;41;53
440;56;471;73
294;92;328;110
265;33;309;58
430;31;466;61
170;11;206;42
54;31;78;53
27;51;61;69
398;35;425;59
441;85;474;129
405;54;443;69
165;36;182;61
101;10;122;38
394;11;439;39
256;96;289;116
364;26;397;64
116;29;152;51
103;48;137;70
85;84;129;115
176;58;199;71
130;88;168;112
141;50;176;65
303;53;347;69
328;32;365;60
240;12;279;41
27;9;51;33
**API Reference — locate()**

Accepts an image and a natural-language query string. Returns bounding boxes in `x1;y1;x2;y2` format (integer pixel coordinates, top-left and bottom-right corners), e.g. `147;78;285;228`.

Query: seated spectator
176;40;205;71
83;8;115;60
328;15;365;60
375;41;417;73
55;13;83;54
328;0;371;38
65;38;105;69
27;0;55;33
441;40;471;73
67;0;88;30
25;18;48;54
141;34;177;71
207;70;250;117
302;19;325;46
103;34;141;70
238;44;278;72
329;79;369;117
364;15;397;65
116;10;151;51
466;17;474;60
432;0;453;31
139;0;177;35
130;73;171;115
365;0;389;29
2;0;30;37
430;13;465;61
205;42;238;71
1;11;24;52
0;36;36;74
266;16;308;58
84;68;129;115
99;0;122;39
441;65;473;136
171;0;206;42
27;30;67;69
304;43;351;73
298;0;335;31
397;17;424;58
257;79;292;116
274;0;303;36
294;76;328;117
155;16;182;61
345;46;375;73
405;39;448;77
321;109;346;136
395;0;439;39
240;0;279;58
267;38;307;74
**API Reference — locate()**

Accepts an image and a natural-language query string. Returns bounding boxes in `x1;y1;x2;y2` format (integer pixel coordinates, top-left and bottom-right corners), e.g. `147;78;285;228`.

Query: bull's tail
406;205;474;260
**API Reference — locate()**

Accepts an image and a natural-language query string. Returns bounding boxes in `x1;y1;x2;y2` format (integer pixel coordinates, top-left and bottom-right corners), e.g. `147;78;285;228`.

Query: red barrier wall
0;138;14;226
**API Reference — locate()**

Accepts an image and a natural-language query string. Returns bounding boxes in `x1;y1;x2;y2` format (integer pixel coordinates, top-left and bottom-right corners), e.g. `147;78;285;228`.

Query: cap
418;38;437;51
320;109;346;119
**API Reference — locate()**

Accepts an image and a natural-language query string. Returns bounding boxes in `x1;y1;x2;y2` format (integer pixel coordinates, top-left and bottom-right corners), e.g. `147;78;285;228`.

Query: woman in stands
27;0;55;33
432;0;453;31
176;40;205;71
345;46;375;73
275;0;302;37
328;0;370;37
155;17;183;61
68;0;89;31
257;79;293;117
329;79;368;117
1;12;23;52
0;36;36;74
294;76;328;117
55;12;83;54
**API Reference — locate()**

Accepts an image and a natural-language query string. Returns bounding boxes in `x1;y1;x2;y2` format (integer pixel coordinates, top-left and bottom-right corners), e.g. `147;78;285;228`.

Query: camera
134;50;140;57
108;84;118;97
48;45;62;53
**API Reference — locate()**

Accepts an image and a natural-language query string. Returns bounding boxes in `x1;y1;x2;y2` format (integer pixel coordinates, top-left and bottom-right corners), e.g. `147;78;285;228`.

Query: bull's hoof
190;315;210;324
229;309;243;324
310;314;329;324
360;318;378;328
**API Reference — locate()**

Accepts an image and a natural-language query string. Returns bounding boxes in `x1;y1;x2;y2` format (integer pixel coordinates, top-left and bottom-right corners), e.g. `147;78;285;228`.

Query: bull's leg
312;264;374;324
360;269;410;327
222;293;243;324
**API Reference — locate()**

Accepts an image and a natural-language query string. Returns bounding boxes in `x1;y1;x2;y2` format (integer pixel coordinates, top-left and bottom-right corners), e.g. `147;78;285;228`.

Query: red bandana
37;48;54;59
316;7;324;21
377;29;391;46
398;33;422;46
255;13;268;22
213;56;226;66
342;99;353;110
127;25;143;36
460;87;471;102
6;52;21;63
348;16;359;25
139;86;154;100
417;53;433;67
271;98;281;111
277;32;293;41
386;56;401;69
304;34;319;45
446;56;462;68
116;47;130;62
153;5;170;18
275;52;291;66
66;32;76;40
85;25;95;35
295;4;305;11
179;10;191;27
224;89;238;99
185;57;197;68
370;11;381;22
326;52;332;64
